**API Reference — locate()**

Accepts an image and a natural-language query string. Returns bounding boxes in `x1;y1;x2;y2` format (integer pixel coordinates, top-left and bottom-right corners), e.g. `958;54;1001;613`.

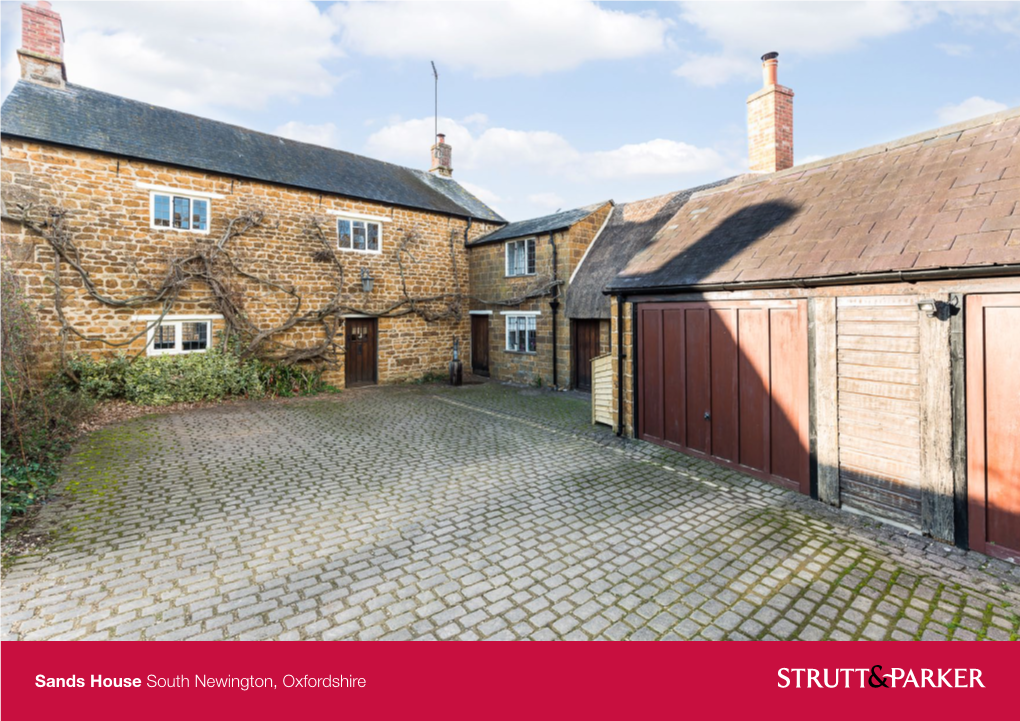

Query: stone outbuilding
465;201;613;388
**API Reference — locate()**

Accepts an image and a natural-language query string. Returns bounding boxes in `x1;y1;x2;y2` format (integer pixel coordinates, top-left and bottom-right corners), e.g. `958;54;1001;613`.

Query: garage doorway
636;300;809;494
966;293;1020;561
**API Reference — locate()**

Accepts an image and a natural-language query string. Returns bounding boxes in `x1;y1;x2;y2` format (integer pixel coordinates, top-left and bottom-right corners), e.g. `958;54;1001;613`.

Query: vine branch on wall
2;195;561;371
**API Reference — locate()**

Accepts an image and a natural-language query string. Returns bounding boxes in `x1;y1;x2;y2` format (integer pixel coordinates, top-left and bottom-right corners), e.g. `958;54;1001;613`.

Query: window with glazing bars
337;218;381;252
505;315;537;353
505;239;536;277
152;193;209;231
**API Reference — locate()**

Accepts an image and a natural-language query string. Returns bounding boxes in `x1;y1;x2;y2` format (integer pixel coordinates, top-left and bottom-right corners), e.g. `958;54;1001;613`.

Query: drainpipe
616;294;624;436
549;231;559;389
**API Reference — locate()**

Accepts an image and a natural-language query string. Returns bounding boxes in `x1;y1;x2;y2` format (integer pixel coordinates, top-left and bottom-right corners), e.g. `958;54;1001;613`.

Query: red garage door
967;294;1020;561
637;300;809;494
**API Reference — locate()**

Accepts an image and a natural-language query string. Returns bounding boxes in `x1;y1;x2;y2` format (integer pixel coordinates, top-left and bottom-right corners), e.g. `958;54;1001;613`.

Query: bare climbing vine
2;194;561;372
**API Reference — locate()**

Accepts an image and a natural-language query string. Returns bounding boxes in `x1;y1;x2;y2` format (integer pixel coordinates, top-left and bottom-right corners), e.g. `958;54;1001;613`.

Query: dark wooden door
345;318;377;387
967;294;1020;561
471;314;489;376
572;320;601;391
637;300;809;494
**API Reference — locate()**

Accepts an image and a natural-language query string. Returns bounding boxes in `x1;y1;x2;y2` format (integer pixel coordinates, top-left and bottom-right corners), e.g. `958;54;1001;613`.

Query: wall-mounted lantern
360;268;374;293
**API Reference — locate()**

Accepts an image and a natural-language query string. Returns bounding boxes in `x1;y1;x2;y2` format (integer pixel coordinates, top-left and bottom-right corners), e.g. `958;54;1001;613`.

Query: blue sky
2;1;1018;221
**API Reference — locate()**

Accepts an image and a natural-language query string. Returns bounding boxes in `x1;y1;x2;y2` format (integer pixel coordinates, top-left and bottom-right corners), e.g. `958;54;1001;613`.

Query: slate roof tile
0;81;505;223
609;107;1020;292
466;202;609;246
565;180;735;319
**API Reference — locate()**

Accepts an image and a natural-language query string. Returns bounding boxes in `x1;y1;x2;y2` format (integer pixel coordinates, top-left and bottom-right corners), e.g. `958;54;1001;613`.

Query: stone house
1;2;505;388
602;54;1020;558
465;201;612;388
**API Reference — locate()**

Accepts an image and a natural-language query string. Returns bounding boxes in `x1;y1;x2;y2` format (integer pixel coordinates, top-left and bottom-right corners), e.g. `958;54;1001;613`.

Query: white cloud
527;192;566;211
330;1;670;77
584;139;724;179
366;116;727;182
673;54;758;87
458;181;503;213
273;121;340;148
52;1;340;114
936;96;1008;125
936;43;972;57
462;113;489;127
674;1;935;86
938;3;1020;38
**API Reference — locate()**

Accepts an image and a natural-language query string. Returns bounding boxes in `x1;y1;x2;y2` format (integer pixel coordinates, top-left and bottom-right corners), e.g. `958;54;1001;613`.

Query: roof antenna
431;61;439;145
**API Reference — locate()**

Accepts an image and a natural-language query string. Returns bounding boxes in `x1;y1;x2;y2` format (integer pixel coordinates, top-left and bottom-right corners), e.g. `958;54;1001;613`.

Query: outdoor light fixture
917;299;938;317
360;268;374;293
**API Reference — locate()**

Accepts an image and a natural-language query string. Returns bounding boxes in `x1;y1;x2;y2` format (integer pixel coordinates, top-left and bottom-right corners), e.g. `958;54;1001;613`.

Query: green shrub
123;350;266;405
1;448;57;530
255;360;336;397
2;270;92;531
66;353;130;400
67;350;336;406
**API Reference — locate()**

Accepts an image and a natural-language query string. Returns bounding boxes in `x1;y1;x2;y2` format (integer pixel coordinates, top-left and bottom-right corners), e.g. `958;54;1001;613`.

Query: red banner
0;642;1012;718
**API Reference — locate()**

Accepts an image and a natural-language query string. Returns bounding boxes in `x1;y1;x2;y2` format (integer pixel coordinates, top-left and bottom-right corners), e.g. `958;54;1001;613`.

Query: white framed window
138;316;217;356
337;218;382;253
149;191;210;233
505;314;537;353
505;238;536;277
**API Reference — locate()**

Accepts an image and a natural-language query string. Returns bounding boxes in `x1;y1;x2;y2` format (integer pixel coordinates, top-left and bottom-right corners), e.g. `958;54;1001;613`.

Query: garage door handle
704;411;711;420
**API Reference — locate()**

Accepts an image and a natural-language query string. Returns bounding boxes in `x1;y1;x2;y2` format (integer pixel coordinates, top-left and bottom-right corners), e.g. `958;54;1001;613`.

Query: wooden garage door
636;301;809;493
836;296;921;530
966;294;1020;561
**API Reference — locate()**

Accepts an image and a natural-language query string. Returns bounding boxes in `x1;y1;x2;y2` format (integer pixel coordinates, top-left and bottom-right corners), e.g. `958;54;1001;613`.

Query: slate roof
567;180;734;319
466;201;609;246
609;107;1020;293
0;81;505;223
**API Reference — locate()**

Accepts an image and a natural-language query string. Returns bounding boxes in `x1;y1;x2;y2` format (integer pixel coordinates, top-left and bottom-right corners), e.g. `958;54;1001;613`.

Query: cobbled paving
2;382;1018;641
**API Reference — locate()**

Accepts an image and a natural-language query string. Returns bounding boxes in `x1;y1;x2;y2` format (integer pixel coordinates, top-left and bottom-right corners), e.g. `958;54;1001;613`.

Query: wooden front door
471;314;489;376
345;318;377;387
636;300;809;494
967;294;1020;561
572;320;601;392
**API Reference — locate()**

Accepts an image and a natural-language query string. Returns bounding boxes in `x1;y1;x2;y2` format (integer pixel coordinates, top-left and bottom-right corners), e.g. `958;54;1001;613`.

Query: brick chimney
430;133;453;178
747;52;793;173
18;1;66;88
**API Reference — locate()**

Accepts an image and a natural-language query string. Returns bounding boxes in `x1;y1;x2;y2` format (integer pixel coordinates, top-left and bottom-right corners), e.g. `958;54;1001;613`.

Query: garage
635;300;809;494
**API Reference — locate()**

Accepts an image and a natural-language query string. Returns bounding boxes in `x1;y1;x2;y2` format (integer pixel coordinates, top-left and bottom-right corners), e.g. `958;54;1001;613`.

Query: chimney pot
761;51;779;87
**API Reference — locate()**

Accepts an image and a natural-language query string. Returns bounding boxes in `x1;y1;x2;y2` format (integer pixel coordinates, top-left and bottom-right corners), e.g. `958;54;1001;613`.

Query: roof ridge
690;105;1020;201
49;82;429;178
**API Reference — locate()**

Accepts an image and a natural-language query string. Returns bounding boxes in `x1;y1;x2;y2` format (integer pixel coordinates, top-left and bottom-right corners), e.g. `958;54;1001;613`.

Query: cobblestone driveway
3;383;1018;641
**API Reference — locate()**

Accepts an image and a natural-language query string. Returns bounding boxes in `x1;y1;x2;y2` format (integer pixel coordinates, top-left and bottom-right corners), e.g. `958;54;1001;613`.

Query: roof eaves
466;200;612;247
